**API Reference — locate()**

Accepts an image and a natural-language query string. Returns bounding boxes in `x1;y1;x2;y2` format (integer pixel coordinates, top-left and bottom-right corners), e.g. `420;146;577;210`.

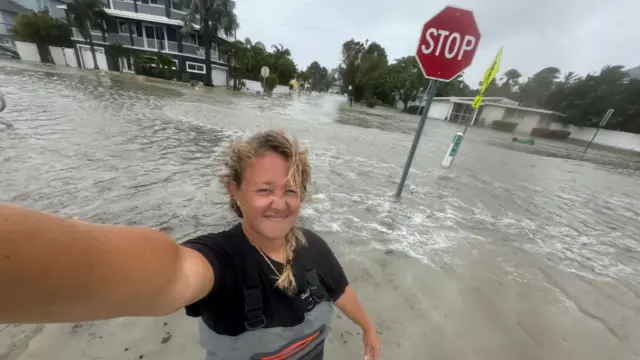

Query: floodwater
2;61;640;359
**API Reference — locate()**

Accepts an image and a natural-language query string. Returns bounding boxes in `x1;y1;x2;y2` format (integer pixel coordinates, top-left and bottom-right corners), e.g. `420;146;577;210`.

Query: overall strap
296;248;328;303
241;243;267;331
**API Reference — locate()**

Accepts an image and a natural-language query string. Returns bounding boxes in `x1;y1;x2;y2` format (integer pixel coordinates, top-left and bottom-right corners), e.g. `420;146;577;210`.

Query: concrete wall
518;112;542;133
549;123;640;152
479;106;505;126
242;79;290;94
479;106;543;133
15;41;39;62
49;46;77;67
63;47;78;67
430;101;450;120
49;46;65;65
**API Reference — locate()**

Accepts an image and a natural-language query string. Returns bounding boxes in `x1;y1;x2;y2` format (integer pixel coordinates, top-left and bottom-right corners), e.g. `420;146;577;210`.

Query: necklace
252;244;282;278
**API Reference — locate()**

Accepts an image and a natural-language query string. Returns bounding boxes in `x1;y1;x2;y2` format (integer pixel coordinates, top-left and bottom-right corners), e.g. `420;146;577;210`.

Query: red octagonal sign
415;6;481;82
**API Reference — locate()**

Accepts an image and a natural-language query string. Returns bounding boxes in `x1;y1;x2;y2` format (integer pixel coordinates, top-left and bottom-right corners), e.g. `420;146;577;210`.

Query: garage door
78;45;108;70
427;101;451;120
211;66;227;87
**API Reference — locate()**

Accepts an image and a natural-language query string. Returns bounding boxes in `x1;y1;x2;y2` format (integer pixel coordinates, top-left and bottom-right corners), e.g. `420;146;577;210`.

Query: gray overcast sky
234;0;640;85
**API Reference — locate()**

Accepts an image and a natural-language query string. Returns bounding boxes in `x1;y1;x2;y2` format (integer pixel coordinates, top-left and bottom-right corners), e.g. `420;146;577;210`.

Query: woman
0;130;380;360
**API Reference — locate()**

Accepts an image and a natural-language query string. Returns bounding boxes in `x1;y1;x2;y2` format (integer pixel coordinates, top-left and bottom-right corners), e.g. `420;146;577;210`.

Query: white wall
49;46;66;65
479;106;505;126
519;112;542;133
242;79;290;94
49;46;78;67
428;101;450;120
15;41;40;62
549;123;640;152
63;47;78;68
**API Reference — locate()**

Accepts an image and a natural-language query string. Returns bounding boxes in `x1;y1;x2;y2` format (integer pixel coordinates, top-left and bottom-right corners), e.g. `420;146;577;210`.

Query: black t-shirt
181;224;349;336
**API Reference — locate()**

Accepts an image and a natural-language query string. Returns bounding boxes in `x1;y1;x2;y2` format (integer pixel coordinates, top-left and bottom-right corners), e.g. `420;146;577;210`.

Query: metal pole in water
416;80;432;116
0;93;5;113
583;108;614;155
463;107;478;136
444;106;478;168
395;80;439;198
441;132;464;167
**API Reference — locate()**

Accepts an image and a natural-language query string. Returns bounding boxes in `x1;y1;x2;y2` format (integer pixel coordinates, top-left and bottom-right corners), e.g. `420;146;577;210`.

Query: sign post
395;6;481;197
260;66;270;92
442;47;501;168
441;132;464;167
467;47;502;133
583;109;614;154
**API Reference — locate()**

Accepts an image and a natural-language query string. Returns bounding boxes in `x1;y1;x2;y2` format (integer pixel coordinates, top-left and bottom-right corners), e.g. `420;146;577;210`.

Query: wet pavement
1;60;640;359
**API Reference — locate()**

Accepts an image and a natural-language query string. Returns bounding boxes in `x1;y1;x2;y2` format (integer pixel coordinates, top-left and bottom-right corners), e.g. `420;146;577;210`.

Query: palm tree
562;71;580;84
183;0;239;87
222;39;250;89
67;0;108;70
244;37;267;80
270;43;291;58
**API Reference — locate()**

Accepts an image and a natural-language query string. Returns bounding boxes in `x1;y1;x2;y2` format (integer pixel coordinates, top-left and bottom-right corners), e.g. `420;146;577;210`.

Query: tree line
482;66;640;134
10;0;639;134
332;38;640;134
224;40;339;92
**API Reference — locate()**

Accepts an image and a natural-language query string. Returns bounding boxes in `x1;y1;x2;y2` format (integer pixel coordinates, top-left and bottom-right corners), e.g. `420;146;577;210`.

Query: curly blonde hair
221;130;310;295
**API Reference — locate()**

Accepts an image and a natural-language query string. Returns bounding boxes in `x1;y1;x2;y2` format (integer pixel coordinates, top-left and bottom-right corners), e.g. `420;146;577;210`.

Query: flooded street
2;61;640;360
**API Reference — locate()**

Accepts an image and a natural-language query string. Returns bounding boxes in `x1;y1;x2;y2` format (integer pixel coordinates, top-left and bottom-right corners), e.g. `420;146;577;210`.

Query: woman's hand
363;327;381;360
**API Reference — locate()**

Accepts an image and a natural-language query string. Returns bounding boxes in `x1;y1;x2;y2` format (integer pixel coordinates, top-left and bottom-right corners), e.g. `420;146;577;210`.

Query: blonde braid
275;227;307;295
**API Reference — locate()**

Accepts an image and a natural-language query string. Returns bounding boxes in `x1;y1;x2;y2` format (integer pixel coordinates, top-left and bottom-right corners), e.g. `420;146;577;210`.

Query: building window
183;32;199;46
166;27;178;42
117;20;129;35
170;0;183;11
210;42;218;60
89;21;104;33
186;62;205;74
42;0;50;14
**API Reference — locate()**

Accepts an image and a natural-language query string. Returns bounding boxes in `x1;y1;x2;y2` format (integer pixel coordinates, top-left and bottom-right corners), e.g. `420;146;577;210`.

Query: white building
405;96;565;134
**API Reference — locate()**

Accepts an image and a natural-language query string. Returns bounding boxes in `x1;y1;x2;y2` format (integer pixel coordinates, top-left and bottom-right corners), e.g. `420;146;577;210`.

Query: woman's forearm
334;285;375;332
0;204;205;324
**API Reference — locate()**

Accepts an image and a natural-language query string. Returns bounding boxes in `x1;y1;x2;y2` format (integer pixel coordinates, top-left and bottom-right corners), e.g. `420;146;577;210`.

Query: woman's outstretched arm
0;204;214;324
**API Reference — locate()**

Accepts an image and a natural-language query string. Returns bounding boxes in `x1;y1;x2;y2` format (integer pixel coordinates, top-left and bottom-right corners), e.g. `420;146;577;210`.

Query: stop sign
415;6;481;81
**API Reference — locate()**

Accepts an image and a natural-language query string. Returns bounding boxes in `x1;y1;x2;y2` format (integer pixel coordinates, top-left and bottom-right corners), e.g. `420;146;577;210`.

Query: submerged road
1;61;640;359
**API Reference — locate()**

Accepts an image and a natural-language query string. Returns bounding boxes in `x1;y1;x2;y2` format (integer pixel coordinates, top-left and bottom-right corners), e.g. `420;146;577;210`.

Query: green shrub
530;127;571;139
133;55;177;80
265;74;278;93
156;53;176;69
491;120;519;133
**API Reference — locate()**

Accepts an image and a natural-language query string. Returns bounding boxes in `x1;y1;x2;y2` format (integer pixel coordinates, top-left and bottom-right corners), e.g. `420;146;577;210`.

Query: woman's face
232;152;301;240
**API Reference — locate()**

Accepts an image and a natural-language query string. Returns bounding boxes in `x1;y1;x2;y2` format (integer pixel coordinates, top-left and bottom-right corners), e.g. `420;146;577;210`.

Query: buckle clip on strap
244;288;266;330
305;269;328;302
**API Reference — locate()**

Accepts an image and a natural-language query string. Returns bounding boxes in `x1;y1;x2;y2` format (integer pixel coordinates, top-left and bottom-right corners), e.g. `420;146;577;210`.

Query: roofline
483;102;566;116
448;99;565;116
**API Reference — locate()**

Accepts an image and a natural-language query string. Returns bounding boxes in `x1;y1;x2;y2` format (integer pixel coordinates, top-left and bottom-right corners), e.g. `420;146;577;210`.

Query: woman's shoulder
299;228;333;254
180;223;246;254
